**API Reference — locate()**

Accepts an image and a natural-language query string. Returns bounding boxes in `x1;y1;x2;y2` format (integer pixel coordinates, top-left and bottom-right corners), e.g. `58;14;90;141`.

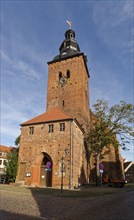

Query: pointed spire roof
21;107;73;126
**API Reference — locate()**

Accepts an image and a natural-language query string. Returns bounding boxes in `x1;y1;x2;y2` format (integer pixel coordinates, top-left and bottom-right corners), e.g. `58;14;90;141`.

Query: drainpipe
70;120;73;189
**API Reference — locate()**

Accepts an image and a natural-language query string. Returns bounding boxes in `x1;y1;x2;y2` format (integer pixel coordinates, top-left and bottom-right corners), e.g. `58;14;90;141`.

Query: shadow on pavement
0;210;56;220
29;187;81;219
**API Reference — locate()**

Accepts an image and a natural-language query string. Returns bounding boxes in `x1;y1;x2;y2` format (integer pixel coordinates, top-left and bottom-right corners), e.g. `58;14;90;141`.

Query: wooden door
40;165;46;186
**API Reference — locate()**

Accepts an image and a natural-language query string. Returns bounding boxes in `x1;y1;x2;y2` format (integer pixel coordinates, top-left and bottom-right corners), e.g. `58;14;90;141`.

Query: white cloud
1;46;47;147
92;1;132;27
1;49;46;81
1;101;27;123
121;1;133;21
17;61;40;80
1;50;11;63
0;90;45;146
1;50;40;80
91;1;133;56
1;124;20;140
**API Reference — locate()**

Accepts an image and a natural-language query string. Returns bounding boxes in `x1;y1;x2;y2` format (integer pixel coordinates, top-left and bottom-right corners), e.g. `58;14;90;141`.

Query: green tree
85;100;134;185
6;150;18;182
15;135;20;149
5;135;20;182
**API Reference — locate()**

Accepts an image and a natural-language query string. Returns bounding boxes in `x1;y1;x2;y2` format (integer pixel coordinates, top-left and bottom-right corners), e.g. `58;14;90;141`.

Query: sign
100;169;103;173
60;163;65;172
46;161;52;169
26;172;31;177
99;163;104;170
45;168;51;172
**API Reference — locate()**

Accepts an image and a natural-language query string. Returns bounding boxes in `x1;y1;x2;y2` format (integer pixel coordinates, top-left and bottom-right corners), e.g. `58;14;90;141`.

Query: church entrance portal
40;153;52;187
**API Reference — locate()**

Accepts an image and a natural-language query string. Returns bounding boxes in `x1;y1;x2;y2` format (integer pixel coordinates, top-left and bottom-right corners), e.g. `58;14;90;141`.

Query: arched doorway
40;153;52;187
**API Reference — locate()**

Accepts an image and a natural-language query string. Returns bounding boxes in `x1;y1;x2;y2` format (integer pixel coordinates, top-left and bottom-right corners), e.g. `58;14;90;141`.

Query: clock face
60;76;67;84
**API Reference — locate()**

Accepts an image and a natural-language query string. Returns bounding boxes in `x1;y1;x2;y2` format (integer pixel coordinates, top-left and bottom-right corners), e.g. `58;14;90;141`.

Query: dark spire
53;28;80;61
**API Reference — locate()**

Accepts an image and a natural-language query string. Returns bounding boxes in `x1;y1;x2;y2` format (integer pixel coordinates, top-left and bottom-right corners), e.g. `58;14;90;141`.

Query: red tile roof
0;145;15;153
21;107;73;125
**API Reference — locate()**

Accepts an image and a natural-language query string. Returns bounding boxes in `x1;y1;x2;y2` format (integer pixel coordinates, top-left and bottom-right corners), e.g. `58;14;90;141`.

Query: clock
60;76;67;84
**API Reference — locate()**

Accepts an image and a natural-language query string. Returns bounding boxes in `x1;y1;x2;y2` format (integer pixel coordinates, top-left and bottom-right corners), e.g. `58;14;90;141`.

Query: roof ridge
21;106;74;126
52;106;74;118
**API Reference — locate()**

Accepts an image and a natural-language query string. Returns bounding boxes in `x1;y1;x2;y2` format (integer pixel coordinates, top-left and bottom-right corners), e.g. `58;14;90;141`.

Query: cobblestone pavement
0;187;134;220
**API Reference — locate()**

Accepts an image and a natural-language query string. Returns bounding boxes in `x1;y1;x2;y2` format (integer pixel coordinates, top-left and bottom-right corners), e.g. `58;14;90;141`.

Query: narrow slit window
63;100;64;107
59;71;62;80
67;69;70;79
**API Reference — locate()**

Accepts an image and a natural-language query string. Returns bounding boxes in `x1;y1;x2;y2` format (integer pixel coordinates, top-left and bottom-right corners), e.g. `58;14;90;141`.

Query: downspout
70;120;73;189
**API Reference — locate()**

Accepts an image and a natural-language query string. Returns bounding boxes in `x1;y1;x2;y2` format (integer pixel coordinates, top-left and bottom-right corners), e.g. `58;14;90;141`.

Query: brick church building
16;26;124;188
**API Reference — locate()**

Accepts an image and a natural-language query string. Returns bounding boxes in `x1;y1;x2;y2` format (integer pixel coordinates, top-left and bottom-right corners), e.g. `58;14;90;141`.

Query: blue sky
1;0;133;161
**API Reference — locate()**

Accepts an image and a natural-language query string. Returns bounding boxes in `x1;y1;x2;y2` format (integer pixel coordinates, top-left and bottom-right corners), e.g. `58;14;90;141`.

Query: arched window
59;71;62;80
70;33;73;38
66;69;70;79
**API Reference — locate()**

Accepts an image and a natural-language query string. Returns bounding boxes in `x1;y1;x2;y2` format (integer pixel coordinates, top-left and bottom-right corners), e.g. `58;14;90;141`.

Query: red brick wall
16;120;86;189
46;55;90;131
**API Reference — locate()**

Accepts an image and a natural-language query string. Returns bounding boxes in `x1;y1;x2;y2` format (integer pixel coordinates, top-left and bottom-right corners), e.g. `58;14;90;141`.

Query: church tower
46;28;90;131
16;24;124;189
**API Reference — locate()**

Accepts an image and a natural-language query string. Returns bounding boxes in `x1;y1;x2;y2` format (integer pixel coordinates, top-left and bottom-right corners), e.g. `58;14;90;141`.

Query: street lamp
61;156;65;193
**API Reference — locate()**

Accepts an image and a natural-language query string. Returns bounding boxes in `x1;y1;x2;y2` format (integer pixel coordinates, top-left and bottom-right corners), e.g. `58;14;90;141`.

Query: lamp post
61;157;64;193
99;163;104;187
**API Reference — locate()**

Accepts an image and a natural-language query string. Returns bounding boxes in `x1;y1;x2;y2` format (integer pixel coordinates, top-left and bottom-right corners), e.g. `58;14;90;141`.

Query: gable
21;107;73;126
